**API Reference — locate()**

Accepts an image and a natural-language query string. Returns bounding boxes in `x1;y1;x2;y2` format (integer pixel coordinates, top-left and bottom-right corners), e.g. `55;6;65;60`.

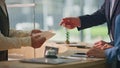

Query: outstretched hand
31;29;42;35
31;29;46;48
31;34;46;48
59;17;81;29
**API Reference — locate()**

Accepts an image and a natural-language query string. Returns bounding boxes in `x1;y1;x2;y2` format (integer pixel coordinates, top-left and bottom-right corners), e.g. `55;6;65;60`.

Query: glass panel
6;0;108;43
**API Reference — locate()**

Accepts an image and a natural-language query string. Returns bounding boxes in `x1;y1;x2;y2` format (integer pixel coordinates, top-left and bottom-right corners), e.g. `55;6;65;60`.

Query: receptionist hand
60;17;81;29
93;40;113;50
31;34;46;48
87;47;106;58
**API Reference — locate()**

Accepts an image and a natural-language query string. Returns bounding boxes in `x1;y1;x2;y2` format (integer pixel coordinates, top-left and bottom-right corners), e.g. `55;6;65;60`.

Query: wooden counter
2;42;107;68
0;58;106;68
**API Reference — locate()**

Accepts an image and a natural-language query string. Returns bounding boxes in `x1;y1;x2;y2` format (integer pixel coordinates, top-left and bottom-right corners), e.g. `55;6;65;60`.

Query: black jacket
78;0;120;44
0;5;9;61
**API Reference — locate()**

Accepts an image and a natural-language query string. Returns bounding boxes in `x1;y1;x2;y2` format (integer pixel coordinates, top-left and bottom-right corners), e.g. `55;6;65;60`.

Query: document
33;31;55;40
32;31;55;58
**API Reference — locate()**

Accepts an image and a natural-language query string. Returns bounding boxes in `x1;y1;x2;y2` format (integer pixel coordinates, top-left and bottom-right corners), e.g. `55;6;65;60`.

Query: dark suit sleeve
78;2;107;30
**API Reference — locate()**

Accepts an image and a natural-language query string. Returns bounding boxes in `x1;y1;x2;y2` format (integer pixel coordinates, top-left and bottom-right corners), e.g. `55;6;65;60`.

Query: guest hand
60;17;81;29
31;34;46;48
31;29;42;35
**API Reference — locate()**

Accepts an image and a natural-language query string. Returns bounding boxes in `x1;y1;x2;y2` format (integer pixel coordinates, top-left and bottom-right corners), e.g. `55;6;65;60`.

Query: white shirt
110;0;115;18
109;0;116;41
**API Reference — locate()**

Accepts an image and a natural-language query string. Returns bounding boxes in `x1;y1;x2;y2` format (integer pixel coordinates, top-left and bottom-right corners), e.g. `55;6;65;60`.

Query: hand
87;47;106;58
31;29;42;35
93;40;113;50
94;40;107;45
60;17;81;29
31;34;46;48
100;44;113;50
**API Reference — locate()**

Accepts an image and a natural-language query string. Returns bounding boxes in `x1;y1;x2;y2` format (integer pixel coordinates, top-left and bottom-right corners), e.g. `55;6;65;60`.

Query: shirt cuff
105;47;118;63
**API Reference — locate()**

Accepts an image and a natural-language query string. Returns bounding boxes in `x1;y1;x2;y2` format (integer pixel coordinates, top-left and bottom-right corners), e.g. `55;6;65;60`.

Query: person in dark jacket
60;0;120;68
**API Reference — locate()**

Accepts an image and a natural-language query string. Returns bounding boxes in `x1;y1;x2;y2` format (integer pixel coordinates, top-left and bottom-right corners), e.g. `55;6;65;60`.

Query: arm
9;29;30;37
9;29;42;37
105;14;120;63
78;2;106;30
0;32;31;51
60;2;107;30
105;47;119;63
0;31;46;51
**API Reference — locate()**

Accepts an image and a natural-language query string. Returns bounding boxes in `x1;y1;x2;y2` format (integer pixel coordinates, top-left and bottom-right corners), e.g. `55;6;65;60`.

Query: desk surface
2;43;107;68
0;58;106;68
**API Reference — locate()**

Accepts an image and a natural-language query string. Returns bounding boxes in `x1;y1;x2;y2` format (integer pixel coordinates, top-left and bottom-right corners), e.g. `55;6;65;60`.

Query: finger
94;41;106;49
33;34;41;38
97;45;103;49
39;37;46;42
38;37;46;46
94;44;100;47
32;30;41;34
65;25;74;29
61;23;70;29
31;30;42;36
94;41;101;45
94;40;105;45
87;51;95;57
62;18;70;22
101;44;113;50
87;48;94;55
60;21;70;26
101;44;107;50
60;21;65;26
94;45;102;49
61;21;73;29
32;37;46;48
60;18;69;26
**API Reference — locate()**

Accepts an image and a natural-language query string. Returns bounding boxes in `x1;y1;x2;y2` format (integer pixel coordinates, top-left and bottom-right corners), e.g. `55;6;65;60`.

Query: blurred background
6;0;111;59
6;0;110;43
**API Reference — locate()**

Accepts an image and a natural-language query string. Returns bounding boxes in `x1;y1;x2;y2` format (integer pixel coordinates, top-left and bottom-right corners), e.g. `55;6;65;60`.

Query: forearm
9;29;30;37
78;14;106;30
0;33;31;51
77;3;106;30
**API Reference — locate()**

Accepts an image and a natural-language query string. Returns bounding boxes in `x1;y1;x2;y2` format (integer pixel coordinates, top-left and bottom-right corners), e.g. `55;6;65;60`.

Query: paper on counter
33;31;55;40
59;56;87;60
41;31;55;40
20;57;81;64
